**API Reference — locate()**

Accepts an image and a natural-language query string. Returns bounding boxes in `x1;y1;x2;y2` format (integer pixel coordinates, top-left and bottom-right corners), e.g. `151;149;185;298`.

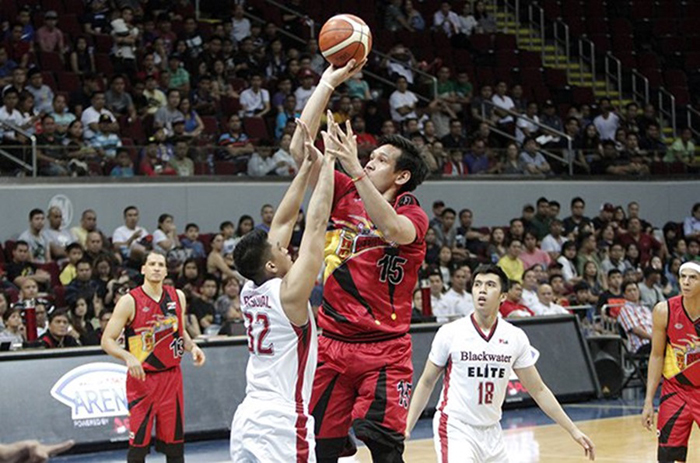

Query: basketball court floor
54;390;700;462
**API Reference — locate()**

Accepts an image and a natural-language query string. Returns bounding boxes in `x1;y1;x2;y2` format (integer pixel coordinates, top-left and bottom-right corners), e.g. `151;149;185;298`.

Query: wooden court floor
342;415;700;463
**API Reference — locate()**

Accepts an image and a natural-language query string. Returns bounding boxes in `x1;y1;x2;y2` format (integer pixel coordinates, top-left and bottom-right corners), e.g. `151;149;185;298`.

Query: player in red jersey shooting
102;252;205;463
290;59;429;462
643;261;700;463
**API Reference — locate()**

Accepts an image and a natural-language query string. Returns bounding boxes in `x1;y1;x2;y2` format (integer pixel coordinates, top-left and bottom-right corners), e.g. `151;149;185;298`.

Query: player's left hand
325;111;362;177
191;345;206;366
570;428;595;460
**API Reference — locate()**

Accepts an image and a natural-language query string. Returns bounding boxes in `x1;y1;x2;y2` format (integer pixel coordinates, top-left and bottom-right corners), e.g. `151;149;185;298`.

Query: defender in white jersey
230;121;336;463
406;265;596;463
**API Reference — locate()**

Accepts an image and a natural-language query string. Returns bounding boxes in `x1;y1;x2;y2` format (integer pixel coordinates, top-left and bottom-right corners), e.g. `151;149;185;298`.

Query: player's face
680;269;700;297
472;274;504;315
142;254;167;283
364;145;408;195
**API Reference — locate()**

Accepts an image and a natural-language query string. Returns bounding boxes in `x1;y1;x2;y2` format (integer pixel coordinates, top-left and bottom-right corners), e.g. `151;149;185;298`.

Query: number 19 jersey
319;171;428;341
429;314;537;427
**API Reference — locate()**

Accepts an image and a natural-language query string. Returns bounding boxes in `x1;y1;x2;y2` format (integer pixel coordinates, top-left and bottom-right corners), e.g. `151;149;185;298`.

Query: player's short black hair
233;229;272;285
472;264;510;293
378;134;429;194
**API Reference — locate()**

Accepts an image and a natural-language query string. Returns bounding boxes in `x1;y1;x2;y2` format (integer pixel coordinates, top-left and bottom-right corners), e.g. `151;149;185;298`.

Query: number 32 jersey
240;278;318;410
319;171;428;341
430;315;538;426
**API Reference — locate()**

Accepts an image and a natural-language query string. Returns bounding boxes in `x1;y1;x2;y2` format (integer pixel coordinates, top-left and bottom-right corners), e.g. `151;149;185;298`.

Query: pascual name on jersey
461;351;513;379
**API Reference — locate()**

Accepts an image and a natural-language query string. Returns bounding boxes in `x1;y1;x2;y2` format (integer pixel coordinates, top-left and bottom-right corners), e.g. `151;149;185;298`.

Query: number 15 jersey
429;314;538;426
319;171;428;341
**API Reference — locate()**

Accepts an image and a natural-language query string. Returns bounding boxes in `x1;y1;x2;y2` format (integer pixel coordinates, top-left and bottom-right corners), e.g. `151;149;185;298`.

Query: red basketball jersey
662;295;700;387
126;285;184;372
318;171;428;341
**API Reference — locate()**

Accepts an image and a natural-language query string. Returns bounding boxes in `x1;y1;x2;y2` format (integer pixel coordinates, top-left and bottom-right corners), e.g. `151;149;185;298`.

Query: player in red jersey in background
290;59;429;463
102;252;205;463
643;262;700;463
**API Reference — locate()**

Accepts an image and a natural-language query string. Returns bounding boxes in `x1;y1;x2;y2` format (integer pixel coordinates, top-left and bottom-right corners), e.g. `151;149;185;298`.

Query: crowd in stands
0;198;698;353
0;0;697;177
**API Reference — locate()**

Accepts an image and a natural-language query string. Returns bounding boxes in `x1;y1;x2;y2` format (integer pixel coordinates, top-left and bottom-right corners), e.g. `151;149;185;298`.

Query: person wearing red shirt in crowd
290;59;430;462
617;217;665;266
499;280;534;318
4;23;31;69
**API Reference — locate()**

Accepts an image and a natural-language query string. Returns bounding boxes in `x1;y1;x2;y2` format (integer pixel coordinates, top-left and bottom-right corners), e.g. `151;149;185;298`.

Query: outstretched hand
321;58;368;89
570;428;596;461
297;119;323;166
324;111;362;178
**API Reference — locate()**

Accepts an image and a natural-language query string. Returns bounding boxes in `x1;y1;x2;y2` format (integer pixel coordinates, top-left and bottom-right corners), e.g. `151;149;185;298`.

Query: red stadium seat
200;116;219;137
39;52;65;73
243;117;270;142
57;72;80;93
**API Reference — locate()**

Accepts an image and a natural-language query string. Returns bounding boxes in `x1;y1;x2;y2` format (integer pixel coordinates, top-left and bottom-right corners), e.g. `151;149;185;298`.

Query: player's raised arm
280;128;335;326
100;294;145;381
405;360;444;440
289;60;366;185
267;121;318;250
515;365;596;460
642;301;669;430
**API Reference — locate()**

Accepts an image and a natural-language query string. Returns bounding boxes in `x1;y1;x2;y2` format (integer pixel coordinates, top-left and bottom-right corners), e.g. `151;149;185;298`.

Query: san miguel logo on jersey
129;314;179;362
51;362;129;430
324;217;392;280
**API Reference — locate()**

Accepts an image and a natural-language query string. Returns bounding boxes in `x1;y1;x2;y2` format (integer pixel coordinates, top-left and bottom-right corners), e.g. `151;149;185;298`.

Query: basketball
319;14;373;68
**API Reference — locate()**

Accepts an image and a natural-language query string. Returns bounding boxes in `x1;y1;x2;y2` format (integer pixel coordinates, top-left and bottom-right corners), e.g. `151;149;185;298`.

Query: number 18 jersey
240;278;317;411
429;314;537;426
319;171;428;342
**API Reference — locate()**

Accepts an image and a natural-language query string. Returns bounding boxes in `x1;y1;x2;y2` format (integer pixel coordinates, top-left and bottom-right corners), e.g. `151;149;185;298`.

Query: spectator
562;197;591;236
520;137;551;175
442;266;475;317
520;268;540;308
67;296;97;345
639;122;667;161
601;243;632;275
176;257;202;301
520;231;552;270
166;54;190;94
69;36;95;75
576;232;601;275
464;138;491;174
233;215;255;248
484;227;506;264
530;284;568;316
473;0;497;33
389;76;418;123
59;243;84;285
231;4;251;43
18;209;50;264
63;120;98;167
593;98;619;141
333;96;353;124
110;148;135;177
168;139;195;176
499;280;534;318
112;206;148;263
638;266;665;309
152;213;180;255
557;241;581;284
491;81;516;133
50;94;76;139
40;309;80;348
4;22;31;69
82;0;110;35
80;92;117;141
70;209;97;248
441;118;468;151
17;91;40;135
105;75;137;121
180;17;205;60
502;142;526;175
0;46;18;87
621;102;640;136
256;205;275;233
25;69;54;115
540;100;563;134
215;275;242;326
581;261;603;300
665;127;695;164
345;72;371;101
181;223;206;259
442;149;468;176
154;89;184;136
597;269;626;313
457;2;478;36
90;114;123;159
433;207;457;249
516;102;540;144
0;307;25;345
65;259;99;308
617;217;663;266
140;132;177;176
36;115;70;177
617;281;653;355
178;97;204;139
529;197;551;241
206;233;238;280
385;0;412;32
433;1;463;38
239;73;270;118
110;14;139;80
217;114;255;161
293;69;317;111
683;203;700;241
427;269;449;323
498;238;525;283
43;206;74;260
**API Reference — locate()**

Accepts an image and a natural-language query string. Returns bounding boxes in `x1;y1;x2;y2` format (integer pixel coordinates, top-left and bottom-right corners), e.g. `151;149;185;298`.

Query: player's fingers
46;439;75;456
345;119;354;138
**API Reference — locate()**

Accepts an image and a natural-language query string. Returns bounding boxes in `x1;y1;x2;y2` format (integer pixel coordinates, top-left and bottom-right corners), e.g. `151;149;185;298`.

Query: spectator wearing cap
154;89;184;136
105;74;137;121
25;68;55;115
540;100;563;134
294;69;317;112
167;54;190;93
520;137;551;175
593;203;615;234
90;114;122;159
36;114;70;176
80;91;117;141
638;266;665;309
36;10;66;55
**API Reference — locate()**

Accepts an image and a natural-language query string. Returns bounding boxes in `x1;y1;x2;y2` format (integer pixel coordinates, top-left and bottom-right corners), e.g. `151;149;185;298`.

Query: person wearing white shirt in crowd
389;76;418;123
442;266;475;320
0;88;24;143
429;269;450;323
239;74;270;118
43;206;75;260
433;1;462;37
152;213;180;255
294;70;316;112
231;4;251;43
406;264;595;462
247;138;297;177
520;268;540;309
80;91;117;141
684;202;700;240
18;208;51;264
458;2;478;36
593;98;619;141
111;205;148;262
541;219;567;260
531;284;569;316
491;81;515;125
516;102;540;144
271;133;298;176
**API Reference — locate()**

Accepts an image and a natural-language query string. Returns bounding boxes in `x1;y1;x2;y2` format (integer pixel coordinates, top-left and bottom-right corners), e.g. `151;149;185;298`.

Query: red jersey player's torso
126;285;184;372
662;295;700;386
319;171;428;341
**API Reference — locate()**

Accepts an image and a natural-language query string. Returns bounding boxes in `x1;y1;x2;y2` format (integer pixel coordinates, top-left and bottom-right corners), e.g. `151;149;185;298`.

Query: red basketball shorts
126;366;185;457
657;379;700;462
310;334;413;459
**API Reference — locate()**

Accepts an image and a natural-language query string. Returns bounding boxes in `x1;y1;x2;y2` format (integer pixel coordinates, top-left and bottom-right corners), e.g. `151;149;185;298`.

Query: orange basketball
319;14;373;68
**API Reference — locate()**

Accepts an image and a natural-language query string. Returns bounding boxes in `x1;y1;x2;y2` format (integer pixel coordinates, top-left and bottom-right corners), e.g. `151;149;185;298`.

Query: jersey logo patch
675;323;684;330
499;338;509;344
397;194;417;207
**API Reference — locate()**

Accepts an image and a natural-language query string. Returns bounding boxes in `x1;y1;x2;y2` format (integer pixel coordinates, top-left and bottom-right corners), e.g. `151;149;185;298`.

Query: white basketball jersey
240;278;318;412
429;314;537;426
